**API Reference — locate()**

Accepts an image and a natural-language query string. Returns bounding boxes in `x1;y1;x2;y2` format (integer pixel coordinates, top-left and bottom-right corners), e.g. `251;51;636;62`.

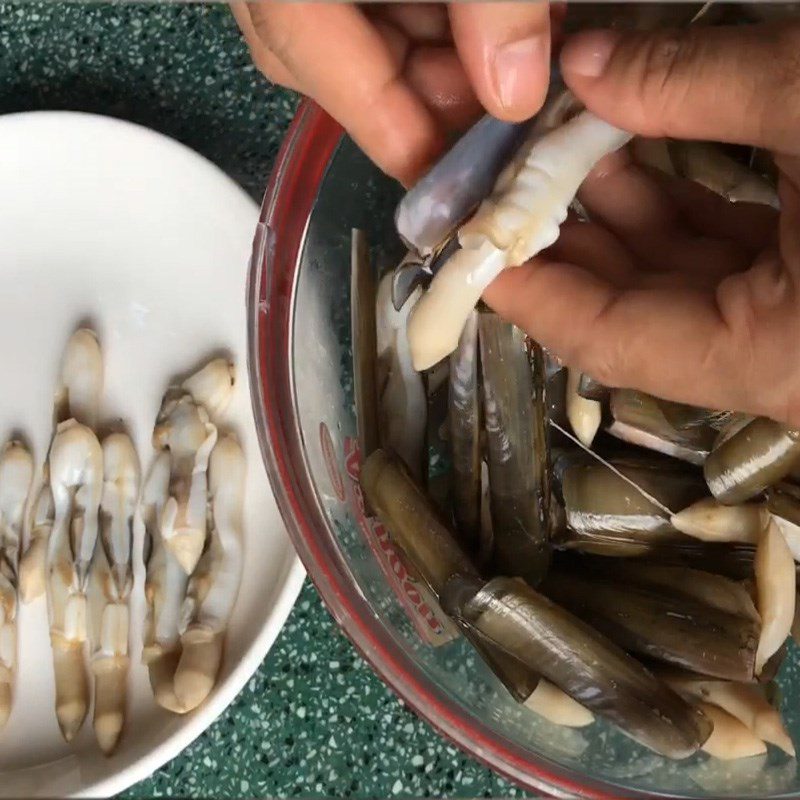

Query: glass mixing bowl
248;99;800;799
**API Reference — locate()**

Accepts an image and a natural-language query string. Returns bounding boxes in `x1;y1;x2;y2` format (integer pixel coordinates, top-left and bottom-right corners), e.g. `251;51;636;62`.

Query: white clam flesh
154;390;217;575
754;519;796;674
407;111;632;371
175;434;245;711
54;328;103;429
181;358;236;418
0;441;33;727
88;433;140;754
141;451;188;714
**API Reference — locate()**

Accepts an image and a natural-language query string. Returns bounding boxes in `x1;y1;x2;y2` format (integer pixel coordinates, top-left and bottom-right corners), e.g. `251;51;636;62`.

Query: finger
482;257;800;424
649;171;779;255
547;218;636;287
579;148;686;266
580;150;749;279
448;2;551;121
230;3;299;90
249;2;443;185
367;3;451;44
560;22;800;154
404;46;483;132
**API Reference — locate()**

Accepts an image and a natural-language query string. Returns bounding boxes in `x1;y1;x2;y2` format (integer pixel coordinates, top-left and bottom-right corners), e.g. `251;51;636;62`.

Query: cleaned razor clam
48;419;104;742
175;434;245;711
181;358;235;418
0;441;33;727
89;433;139;754
154;389;217;576
142;451;187;713
54;328;103;429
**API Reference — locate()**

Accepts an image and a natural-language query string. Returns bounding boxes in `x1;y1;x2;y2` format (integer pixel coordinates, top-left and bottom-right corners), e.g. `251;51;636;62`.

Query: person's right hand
484;22;800;428
231;2;553;186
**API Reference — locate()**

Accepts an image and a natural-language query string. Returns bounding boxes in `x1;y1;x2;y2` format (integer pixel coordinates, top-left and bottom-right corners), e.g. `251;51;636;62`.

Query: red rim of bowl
248;99;656;800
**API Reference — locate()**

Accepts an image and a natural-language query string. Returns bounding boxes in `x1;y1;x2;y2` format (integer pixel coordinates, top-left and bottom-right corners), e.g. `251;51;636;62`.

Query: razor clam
754;520;796;674
553;541;761;581
375;271;426;480
697;703;767;760
53;328;103;430
667;141;779;208
423;361;451;518
48;420;104;741
563;558;760;623
0;442;33;728
441;574;712;759
566;369;601;448
671;497;768;544
447;310;482;552
665;676;794;756
479;312;550;584
89;433;139;754
767;481;800;560
705;417;800;504
713;412;755;449
406;107;632;371
181;358;235;418
524;679;594;729
395;116;536;258
576;373;608;402
542;571;759;682
606;389;716;465
657;401;737;433
351;229;380;462
175;434;245;712
359;449;541;701
559;457;707;541
153;389;217;576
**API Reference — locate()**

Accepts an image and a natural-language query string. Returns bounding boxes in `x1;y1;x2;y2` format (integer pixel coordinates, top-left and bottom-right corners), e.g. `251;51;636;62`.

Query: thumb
560;23;800;155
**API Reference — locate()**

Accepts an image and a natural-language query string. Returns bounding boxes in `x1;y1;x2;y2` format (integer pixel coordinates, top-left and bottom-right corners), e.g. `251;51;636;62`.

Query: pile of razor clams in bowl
351;0;800;764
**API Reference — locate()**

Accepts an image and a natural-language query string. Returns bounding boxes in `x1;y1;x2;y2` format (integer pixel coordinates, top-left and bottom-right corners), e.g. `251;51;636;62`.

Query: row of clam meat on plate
0;329;244;755
348;35;796;760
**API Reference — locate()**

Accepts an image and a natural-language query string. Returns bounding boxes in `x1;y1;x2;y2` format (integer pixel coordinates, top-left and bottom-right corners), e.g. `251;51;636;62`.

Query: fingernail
560;30;620;78
493;35;547;112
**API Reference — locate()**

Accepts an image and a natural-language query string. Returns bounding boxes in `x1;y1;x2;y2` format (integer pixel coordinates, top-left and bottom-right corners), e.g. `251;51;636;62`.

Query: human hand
484;22;800;427
231;2;553;186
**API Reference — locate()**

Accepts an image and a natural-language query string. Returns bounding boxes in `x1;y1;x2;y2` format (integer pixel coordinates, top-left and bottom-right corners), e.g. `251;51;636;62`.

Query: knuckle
250;7;295;67
634;30;699;129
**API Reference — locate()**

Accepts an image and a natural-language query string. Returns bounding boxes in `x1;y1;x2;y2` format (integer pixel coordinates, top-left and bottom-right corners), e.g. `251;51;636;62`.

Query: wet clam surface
346;2;800;776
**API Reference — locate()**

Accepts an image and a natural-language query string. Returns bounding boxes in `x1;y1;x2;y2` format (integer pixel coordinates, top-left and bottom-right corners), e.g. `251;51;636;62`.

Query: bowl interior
259;104;800;800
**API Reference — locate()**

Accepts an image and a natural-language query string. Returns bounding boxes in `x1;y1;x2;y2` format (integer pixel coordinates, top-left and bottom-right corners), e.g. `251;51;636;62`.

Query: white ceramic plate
0;111;305;797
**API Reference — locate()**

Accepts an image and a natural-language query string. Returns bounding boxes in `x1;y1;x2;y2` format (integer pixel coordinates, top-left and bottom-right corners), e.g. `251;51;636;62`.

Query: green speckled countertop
0;4;525;796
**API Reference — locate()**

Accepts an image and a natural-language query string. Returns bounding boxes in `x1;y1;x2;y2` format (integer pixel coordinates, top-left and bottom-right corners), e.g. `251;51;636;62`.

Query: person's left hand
232;2;554;186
